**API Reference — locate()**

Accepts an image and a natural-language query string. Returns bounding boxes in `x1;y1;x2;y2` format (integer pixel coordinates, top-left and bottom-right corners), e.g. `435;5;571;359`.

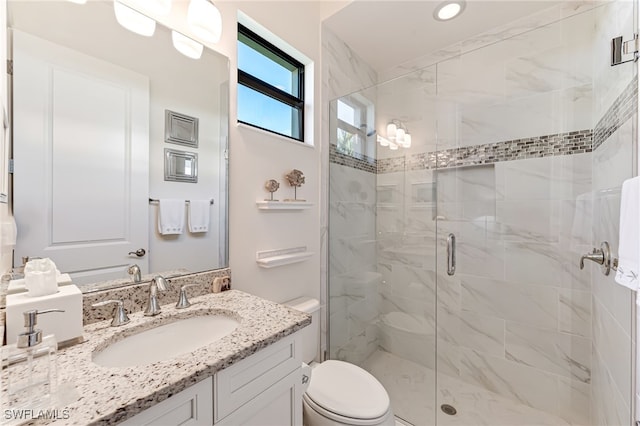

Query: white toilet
285;297;395;426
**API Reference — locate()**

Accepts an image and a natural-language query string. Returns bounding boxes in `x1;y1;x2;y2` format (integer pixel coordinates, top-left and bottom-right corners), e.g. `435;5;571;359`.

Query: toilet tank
284;297;320;363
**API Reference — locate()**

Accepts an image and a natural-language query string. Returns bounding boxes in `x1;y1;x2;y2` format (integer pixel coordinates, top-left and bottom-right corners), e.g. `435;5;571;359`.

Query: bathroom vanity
121;333;304;426
39;290;310;425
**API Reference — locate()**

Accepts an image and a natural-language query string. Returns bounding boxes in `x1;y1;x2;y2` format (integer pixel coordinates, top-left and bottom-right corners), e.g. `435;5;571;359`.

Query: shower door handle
447;233;456;276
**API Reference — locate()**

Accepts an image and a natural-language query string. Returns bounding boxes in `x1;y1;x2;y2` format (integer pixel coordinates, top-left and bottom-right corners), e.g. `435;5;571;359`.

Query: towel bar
148;198;214;205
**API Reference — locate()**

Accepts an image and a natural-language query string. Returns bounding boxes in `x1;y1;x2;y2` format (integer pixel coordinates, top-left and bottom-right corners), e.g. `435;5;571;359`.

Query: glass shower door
328;65;440;426
434;3;637;425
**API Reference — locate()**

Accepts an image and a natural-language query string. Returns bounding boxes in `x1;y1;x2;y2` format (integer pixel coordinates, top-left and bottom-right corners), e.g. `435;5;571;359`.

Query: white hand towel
158;199;185;235
189;200;210;233
615;177;640;291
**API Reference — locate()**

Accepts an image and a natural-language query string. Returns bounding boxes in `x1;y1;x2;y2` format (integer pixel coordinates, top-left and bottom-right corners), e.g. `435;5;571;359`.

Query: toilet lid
306;360;390;420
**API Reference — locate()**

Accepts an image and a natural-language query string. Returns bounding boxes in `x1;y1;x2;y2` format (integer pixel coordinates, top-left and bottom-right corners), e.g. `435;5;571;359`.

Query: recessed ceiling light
434;0;466;21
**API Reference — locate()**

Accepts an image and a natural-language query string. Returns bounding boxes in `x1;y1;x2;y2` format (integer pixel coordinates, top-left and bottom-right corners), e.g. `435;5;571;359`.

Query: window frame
237;24;305;142
335;97;373;159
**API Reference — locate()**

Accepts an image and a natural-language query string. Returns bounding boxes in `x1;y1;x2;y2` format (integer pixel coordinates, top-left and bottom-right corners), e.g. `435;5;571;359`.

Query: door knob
128;248;146;257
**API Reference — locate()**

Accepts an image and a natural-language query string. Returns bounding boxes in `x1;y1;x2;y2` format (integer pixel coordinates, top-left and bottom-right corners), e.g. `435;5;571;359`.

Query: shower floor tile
363;350;577;426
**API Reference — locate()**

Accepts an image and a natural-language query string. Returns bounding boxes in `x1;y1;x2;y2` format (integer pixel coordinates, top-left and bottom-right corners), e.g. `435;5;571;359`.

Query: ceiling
323;0;563;73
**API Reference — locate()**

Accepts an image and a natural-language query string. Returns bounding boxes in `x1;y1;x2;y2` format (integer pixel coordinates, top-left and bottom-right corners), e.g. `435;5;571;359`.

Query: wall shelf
256;200;313;210
256;247;313;268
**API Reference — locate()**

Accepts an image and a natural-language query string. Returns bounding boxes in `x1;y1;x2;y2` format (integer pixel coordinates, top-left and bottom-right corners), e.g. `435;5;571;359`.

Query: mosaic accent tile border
376;130;593;174
593;78;637;151
331;77;636;175
329;143;377;174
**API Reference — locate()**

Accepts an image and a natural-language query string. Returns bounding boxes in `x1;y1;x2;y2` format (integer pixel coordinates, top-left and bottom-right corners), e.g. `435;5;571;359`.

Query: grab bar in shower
447;233;456;276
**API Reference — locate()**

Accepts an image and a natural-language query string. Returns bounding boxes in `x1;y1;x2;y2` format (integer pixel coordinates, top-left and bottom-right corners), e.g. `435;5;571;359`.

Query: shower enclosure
327;2;637;425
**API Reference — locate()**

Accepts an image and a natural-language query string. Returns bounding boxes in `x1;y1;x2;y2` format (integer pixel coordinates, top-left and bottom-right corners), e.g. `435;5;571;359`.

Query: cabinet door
215;333;301;421
216;368;302;426
119;377;213;426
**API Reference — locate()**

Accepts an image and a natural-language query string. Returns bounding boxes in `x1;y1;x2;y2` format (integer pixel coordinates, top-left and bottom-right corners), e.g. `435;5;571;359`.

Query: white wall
144;1;328;302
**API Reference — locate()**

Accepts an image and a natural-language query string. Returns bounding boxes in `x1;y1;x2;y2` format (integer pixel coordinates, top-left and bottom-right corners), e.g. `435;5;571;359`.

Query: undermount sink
92;315;240;368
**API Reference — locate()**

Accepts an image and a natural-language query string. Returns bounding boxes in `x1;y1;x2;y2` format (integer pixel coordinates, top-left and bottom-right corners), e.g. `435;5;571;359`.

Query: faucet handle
176;284;199;309
92;299;130;327
579;241;616;276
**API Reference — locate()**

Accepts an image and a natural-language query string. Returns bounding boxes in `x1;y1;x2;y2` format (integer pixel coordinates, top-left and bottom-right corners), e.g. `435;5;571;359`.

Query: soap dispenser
1;309;63;413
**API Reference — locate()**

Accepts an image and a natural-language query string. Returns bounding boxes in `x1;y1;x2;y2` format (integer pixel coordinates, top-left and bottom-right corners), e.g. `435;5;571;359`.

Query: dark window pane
238;85;301;139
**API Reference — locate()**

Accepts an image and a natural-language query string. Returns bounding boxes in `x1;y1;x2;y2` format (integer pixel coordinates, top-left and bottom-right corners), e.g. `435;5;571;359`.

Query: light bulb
187;0;222;43
114;1;156;37
172;31;204;59
386;123;397;140
403;133;412;148
396;128;405;144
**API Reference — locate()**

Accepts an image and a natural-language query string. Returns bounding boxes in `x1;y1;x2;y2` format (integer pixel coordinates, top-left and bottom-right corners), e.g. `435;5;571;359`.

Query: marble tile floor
364;350;577;426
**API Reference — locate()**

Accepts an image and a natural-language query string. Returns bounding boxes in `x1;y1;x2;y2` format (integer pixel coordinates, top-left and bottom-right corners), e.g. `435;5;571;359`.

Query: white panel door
13;30;149;285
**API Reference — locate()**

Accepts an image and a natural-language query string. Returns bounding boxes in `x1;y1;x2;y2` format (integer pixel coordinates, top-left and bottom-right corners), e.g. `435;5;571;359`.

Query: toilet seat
304;360;391;424
303;394;393;426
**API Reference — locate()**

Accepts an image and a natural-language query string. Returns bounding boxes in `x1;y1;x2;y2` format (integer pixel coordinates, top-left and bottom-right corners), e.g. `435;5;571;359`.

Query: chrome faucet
128;264;142;283
144;275;170;316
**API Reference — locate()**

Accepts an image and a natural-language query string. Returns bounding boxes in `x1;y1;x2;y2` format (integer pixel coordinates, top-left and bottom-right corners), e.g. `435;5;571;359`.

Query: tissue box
8;274;73;294
6;284;83;345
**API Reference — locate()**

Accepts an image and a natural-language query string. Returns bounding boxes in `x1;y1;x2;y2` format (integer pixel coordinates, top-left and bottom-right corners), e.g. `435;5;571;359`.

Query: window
334;97;374;159
237;24;305;141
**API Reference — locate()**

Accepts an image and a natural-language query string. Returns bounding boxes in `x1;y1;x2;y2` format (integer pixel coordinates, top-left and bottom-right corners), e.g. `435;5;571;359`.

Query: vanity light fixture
172;31;204;59
433;0;466;21
114;1;156;37
128;0;172;16
381;119;411;150
187;0;223;44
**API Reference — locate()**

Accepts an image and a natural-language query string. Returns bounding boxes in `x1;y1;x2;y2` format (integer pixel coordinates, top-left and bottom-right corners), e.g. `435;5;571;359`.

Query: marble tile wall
328;163;379;364
378;1;597;83
322;26;378;362
590;1;636;425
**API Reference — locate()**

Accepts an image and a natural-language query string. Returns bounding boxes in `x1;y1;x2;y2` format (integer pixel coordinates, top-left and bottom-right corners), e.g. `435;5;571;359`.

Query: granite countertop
28;290;310;425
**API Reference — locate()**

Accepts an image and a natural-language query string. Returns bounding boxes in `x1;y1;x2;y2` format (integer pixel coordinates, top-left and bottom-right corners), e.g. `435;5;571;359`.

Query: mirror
8;1;229;291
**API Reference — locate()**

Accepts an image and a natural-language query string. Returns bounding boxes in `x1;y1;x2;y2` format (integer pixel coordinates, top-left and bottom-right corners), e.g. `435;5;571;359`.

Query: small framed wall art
164;148;198;183
165;109;199;147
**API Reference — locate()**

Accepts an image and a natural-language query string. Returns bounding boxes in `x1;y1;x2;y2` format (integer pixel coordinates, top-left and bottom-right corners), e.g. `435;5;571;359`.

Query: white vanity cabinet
119;332;303;426
214;332;303;425
119;377;214;426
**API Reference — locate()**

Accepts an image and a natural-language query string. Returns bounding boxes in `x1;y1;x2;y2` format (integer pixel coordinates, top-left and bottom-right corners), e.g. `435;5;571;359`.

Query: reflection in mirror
165;149;198;183
9;1;229;290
